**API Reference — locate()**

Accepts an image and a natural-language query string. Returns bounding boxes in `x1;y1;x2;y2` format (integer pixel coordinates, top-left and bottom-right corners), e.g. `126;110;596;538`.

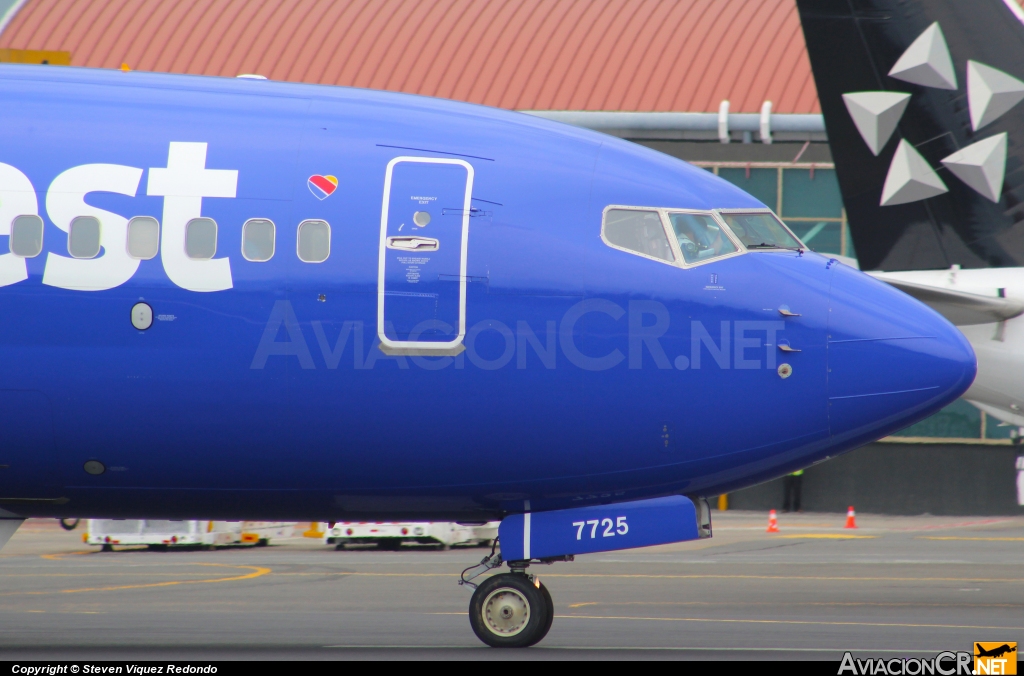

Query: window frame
296;219;331;264
184;217;218;261
126;216;160;261
241;218;276;262
68;215;102;260
714;207;807;252
600;205;679;267
9;214;44;258
664;208;746;268
601;205;748;269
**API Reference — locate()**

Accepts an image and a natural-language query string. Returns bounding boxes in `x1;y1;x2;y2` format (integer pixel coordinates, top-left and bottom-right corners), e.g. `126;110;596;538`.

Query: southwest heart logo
308;174;338;200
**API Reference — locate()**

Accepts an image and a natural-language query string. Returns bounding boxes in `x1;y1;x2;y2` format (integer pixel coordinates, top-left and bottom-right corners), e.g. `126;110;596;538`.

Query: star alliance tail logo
841;22;1024;206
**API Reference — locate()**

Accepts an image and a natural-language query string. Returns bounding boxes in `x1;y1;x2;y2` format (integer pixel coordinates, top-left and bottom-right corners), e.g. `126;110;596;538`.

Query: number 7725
572;517;628;540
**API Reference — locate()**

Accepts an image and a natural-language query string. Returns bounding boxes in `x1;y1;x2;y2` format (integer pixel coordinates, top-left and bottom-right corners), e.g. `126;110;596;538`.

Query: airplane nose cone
827;264;976;446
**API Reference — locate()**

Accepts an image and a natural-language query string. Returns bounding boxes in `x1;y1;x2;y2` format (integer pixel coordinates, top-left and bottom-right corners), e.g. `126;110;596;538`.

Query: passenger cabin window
297;219;330;263
603;209;674;262
719;212;802;250
242;218;275;262
668;212;737;264
68;216;101;259
185;217;218;260
127;216;159;260
10;215;43;258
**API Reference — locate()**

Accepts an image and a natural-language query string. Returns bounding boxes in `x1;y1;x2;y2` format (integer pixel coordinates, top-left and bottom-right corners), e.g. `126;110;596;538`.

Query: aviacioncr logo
250;300;788;372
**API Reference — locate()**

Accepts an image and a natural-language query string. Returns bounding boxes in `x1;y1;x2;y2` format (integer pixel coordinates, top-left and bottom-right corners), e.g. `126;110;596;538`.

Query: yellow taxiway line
0;563;269;596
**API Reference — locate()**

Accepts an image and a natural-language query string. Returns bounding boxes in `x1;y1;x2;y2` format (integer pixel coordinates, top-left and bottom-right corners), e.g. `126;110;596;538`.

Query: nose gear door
378;157;473;354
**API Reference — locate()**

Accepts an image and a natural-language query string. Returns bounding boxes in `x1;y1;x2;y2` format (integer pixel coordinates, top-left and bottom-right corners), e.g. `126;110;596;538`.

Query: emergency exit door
378;157;474;353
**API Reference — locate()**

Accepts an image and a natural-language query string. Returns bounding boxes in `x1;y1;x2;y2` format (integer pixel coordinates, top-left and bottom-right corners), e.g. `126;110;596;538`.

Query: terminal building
0;0;1020;513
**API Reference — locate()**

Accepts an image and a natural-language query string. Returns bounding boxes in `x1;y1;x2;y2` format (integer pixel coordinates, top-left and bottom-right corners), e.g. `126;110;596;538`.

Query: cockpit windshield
603;209;676;262
718;212;803;251
667;212;738;264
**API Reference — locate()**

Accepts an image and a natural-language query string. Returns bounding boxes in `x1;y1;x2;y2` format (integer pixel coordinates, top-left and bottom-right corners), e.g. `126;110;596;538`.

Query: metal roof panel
0;0;824;112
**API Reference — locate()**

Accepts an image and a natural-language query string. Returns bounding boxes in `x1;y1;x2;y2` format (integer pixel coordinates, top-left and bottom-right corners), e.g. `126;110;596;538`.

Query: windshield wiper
746;242;804;252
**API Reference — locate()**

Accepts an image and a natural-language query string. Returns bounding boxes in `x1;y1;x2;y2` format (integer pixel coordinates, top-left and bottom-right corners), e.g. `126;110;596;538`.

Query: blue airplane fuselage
0;65;976;521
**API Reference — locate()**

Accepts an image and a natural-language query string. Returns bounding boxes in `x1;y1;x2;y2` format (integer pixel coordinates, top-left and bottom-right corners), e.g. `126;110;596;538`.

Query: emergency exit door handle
386;236;439;251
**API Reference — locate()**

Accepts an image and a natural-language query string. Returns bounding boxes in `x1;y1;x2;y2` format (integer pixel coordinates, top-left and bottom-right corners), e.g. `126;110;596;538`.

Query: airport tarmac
0;511;1021;661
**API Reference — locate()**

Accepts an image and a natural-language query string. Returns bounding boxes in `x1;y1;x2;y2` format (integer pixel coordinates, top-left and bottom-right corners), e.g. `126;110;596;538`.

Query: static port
83;460;106;475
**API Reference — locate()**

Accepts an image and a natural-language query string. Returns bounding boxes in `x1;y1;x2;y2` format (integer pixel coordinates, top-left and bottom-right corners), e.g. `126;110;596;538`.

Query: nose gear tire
469;573;551;648
524;580;554;647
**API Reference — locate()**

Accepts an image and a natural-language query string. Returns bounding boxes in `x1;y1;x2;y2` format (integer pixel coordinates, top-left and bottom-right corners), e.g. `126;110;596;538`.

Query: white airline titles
0;142;239;292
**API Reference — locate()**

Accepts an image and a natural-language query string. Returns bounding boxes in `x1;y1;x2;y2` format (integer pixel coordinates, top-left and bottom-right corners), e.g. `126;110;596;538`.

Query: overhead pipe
521;107;826;139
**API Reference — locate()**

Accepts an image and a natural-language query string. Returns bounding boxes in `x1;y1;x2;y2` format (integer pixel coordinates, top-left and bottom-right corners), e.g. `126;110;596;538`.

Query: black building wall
726;442;1024;516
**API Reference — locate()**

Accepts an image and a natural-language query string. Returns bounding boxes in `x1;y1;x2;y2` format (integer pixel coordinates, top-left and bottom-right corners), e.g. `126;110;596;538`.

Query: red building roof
0;0;820;113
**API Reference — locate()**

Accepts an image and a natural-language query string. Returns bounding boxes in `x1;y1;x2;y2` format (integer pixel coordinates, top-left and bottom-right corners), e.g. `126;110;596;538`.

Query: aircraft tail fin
795;0;1024;270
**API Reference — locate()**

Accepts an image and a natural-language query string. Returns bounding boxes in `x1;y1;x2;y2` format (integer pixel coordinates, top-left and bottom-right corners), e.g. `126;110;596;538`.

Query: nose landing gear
460;549;566;648
469;572;553;647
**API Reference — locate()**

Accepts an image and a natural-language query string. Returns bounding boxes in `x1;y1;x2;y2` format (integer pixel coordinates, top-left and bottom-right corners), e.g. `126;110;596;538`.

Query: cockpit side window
718;212;803;250
668;212;738;264
602;208;675;263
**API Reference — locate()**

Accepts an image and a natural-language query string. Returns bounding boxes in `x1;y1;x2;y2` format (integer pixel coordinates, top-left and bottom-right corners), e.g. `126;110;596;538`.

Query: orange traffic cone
766;509;779;533
844;506;857;529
